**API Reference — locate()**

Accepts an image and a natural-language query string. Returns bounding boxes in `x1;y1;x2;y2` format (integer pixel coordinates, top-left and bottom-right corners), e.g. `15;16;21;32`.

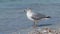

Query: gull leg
33;20;38;28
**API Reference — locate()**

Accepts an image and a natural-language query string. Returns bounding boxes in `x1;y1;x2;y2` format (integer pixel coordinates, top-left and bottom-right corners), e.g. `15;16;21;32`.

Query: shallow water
0;0;60;34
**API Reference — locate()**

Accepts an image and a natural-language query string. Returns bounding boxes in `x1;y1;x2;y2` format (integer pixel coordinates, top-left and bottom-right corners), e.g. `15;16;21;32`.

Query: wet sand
28;27;60;34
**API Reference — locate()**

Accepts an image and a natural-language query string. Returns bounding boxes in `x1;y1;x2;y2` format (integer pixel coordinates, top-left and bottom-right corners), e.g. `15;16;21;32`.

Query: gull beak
24;9;26;12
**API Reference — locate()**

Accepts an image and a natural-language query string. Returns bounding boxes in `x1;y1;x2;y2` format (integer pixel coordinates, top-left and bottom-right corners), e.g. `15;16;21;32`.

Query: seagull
24;8;51;27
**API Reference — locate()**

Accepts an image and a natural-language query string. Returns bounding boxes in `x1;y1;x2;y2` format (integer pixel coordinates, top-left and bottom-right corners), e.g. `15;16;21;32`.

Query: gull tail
46;16;51;18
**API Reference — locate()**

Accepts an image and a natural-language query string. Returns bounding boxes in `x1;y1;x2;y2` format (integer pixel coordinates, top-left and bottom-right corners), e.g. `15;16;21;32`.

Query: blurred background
0;0;60;34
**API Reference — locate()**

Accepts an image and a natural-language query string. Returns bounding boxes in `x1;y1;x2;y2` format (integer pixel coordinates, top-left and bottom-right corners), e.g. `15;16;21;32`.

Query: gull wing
31;12;46;20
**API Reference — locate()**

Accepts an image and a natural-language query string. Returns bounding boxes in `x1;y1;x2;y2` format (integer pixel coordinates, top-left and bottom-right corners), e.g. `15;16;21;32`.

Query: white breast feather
26;12;34;21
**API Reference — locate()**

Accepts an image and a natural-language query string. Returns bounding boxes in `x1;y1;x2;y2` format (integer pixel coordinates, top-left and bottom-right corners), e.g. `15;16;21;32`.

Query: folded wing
31;12;46;20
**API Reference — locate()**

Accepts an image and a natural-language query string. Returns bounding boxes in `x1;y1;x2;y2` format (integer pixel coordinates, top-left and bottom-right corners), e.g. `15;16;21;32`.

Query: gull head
24;8;32;13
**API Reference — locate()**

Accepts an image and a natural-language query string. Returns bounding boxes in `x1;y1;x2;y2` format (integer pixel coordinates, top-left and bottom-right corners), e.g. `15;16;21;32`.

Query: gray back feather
31;12;46;20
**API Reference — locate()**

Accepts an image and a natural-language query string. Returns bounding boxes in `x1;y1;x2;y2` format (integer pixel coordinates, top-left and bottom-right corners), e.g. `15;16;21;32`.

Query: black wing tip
46;16;51;18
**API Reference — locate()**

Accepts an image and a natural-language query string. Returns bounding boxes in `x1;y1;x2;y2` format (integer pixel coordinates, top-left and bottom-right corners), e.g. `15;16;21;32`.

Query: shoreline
28;27;60;34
